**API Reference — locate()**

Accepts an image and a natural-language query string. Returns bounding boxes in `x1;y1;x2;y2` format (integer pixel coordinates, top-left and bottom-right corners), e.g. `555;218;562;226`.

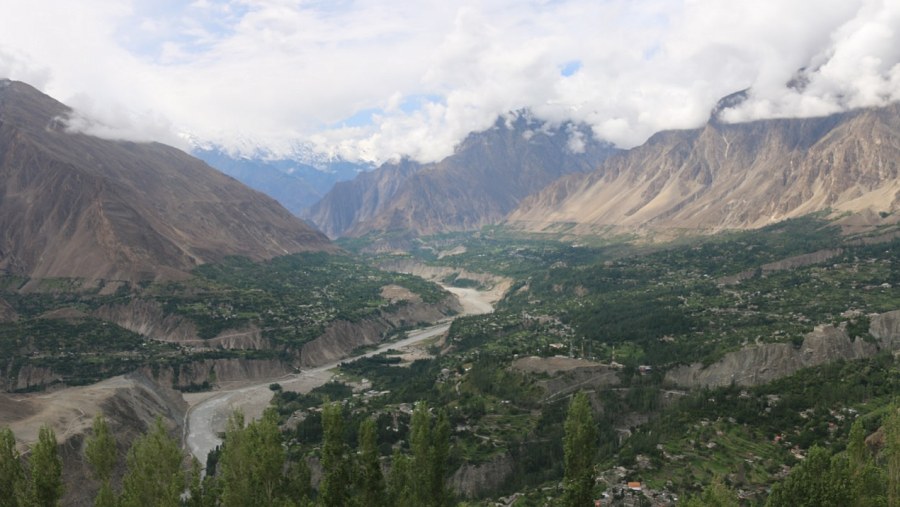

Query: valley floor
184;283;499;464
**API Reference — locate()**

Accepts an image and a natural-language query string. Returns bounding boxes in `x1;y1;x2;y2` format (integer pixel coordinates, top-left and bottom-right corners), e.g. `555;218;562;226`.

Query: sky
1;0;899;163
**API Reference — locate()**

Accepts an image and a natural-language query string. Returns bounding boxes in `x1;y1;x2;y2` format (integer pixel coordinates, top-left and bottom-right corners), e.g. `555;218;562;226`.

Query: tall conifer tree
358;418;386;507
0;428;24;507
119;418;184;507
562;392;597;507
320;402;351;507
26;426;64;507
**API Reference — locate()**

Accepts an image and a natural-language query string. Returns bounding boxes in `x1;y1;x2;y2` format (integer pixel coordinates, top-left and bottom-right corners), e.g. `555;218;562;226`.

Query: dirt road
184;285;497;464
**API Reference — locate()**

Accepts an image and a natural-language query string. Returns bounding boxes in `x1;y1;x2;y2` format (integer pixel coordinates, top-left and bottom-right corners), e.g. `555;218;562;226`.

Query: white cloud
0;0;897;163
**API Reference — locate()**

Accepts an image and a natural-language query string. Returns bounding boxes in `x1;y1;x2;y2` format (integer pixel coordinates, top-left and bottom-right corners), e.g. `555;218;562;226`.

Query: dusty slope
0;79;335;283
0;372;187;506
508;104;900;234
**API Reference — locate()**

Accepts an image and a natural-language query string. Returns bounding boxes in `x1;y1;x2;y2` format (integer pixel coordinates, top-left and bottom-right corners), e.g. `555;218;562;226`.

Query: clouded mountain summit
304;114;618;238
0;80;334;284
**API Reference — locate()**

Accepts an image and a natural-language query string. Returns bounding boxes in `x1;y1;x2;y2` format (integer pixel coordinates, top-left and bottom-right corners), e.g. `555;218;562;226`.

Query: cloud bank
0;0;898;163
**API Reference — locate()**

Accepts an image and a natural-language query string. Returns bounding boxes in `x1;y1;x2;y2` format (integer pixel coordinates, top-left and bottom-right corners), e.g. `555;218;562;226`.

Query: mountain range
507;103;900;235
4;76;898;284
305;114;618;238
0;79;334;284
305;99;900;241
192;147;371;217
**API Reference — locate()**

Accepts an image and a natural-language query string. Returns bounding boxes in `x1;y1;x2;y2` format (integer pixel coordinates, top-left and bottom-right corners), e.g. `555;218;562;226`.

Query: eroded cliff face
871;309;900;349
299;295;462;367
0;364;62;392
95;299;270;350
94;299;198;342
665;310;899;388
139;358;292;390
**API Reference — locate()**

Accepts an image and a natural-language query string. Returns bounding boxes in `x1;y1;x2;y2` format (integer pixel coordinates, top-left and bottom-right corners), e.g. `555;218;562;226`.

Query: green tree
216;409;286;506
681;477;739;507
284;459;312;507
249;410;286;504
0;428;24;507
26;425;63;507
562;392;597;507
319;402;351;507
92;483;116;507
410;402;432;506
85;415;117;481
119;418;184;507
187;458;203;507
85;415;118;507
430;410;451;507
217;411;251;507
766;446;853;507
886;407;900;507
845;418;887;507
388;449;413;507
848;418;868;470
358;418;386;507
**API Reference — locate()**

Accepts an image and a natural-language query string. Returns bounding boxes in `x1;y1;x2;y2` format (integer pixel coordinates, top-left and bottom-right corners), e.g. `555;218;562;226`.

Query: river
183;285;496;464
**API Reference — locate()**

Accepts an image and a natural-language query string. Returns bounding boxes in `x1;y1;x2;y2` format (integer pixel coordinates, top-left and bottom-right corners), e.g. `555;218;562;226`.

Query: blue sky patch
560;60;582;77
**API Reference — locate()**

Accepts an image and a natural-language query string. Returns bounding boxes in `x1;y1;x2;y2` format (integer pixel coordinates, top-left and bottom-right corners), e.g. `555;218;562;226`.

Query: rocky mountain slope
304;114;618;238
0;80;335;282
304;158;421;238
508;103;900;235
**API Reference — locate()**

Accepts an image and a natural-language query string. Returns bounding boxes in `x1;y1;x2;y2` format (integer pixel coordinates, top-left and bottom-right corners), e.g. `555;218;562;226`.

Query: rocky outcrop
665;313;898;388
870;310;900;350
299;296;461;367
140;358;291;390
450;453;514;499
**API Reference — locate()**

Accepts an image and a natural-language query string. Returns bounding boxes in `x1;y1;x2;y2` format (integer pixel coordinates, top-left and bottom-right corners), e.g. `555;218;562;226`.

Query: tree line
0;400;454;507
2;395;897;506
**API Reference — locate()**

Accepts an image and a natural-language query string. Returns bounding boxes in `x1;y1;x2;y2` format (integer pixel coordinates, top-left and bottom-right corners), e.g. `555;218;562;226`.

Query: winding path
184;285;495;464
